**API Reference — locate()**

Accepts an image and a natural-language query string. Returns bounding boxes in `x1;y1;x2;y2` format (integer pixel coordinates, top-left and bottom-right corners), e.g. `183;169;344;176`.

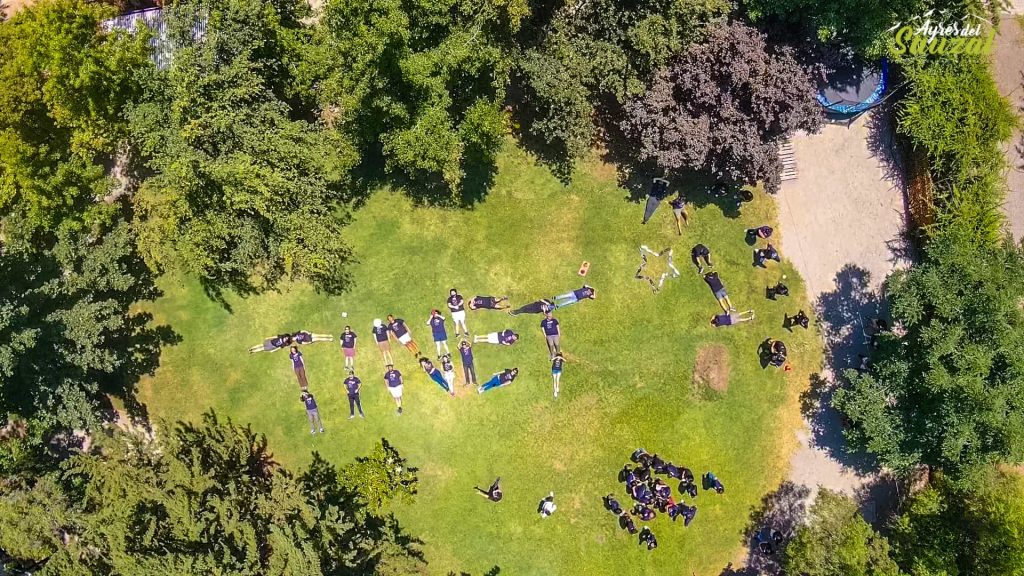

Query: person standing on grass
670;194;688;235
441;353;456;389
478;367;518;394
447;288;469;337
426;309;450;356
301;391;324;434
372;319;393;365
540;311;561;359
551;353;565;398
703;272;735;312
474;329;518;346
289;346;309;390
384;365;404;415
711;311;755;327
458;340;477;387
340;325;357;371
420;357;455;396
344;371;364;419
553;285;596;309
387;314;420;356
691;244;712;273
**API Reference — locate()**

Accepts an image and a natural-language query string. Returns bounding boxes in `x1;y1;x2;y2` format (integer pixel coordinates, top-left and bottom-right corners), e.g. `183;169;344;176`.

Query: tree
783;489;902;576
0;224;169;430
0;413;423;575
513;0;730;176
620;20;822;193
307;0;524;202
834;231;1024;483
129;0;356;294
0;0;152;234
890;471;1024;576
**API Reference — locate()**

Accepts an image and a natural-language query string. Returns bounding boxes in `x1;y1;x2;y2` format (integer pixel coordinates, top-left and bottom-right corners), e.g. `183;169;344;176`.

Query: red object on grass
578;261;590;276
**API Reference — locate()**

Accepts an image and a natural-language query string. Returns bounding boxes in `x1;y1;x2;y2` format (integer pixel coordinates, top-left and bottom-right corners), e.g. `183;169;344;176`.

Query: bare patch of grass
694;344;730;397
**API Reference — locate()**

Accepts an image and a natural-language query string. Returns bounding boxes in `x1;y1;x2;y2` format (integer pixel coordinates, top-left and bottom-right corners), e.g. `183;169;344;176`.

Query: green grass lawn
139;145;819;575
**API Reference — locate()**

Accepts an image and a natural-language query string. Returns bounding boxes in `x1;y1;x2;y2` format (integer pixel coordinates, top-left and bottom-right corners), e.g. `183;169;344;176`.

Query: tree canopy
834;231;1024;483
0;413;422;575
620;20;822;192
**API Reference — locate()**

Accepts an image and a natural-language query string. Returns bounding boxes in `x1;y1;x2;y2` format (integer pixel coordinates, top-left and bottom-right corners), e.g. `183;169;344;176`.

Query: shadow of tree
718;481;812;576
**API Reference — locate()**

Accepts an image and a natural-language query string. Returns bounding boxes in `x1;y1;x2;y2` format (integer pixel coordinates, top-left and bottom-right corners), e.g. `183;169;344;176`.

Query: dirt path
991;15;1024;242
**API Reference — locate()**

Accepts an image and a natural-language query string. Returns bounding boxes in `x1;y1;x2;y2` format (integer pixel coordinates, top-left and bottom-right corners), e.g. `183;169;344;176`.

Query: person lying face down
468;295;510;310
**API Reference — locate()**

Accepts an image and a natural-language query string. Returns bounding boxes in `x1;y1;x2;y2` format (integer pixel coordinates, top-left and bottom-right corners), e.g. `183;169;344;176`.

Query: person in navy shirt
551;352;565;398
468;295;510;310
289;346;309;390
300;391;324;434
540;311;561;359
249;333;292;353
344;371;364;419
670;194;688;235
447;288;469;337
372;319;393;365
691;244;713;273
440;353;456;389
387;314;420;356
340;325;357;371
473;329;518;346
457;339;476;386
384;365;404;414
419;357;454;396
478;367;518;394
509;298;554;316
426;309;450;356
553;284;596;309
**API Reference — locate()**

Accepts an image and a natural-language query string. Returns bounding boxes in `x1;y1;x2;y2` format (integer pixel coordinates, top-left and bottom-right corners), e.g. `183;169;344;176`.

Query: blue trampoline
816;59;888;116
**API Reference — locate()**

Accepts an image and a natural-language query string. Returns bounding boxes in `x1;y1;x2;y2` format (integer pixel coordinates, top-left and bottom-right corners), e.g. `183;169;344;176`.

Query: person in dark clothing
509;298;554;316
766;281;790;300
691;244;713;273
711;310;756;327
619;464;632;483
300;391;324;434
387;315;420;356
551;353;565;398
665;462;682;480
458;340;477;386
372;319;394;365
632;482;653;504
478;368;518;394
754;243;781;267
340;325;358;371
674;503;697;526
553;285;596;309
670;194;688;234
440;353;456;389
384;365;404;414
469;295;510;310
762;339;787;368
633;505;657;521
746;225;773;240
540;311;561;359
476;477;503;502
620;513;638;534
292;331;333;344
631;448;652;467
654;478;671;499
344;371;364;419
419;357;454;396
703;272;735;312
447;288;469;337
603;494;623;515
639;526;658;550
249;333;293;353
426;309;450;357
703;472;725;494
474;329;519;346
289;346;309;390
757;529;775;555
786;310;810;330
650;454;667;474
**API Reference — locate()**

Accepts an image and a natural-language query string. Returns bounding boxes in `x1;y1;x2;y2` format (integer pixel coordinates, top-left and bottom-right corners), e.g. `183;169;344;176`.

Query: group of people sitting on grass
603;448;724;550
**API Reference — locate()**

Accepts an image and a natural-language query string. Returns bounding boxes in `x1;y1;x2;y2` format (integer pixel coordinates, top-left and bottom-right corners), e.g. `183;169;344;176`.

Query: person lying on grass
703;272;735;312
248;333;292;353
474;329;518;346
292;331;333;344
553;285;596;309
478;368;518;394
711;310;755;327
419;357;454;396
508;298;554;316
387;314;420;356
469;295;510;310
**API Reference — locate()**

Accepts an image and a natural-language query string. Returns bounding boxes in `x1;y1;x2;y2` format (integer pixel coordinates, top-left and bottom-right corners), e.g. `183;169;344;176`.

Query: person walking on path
540;311;561;359
420;357;455;396
691;244;712;273
551;353;565;398
553;285;596;309
474;329;519;346
458;340;477;387
426;309;450;356
289;346;309;390
670;194;688;235
340;325;357;371
447;288;469;337
300;391;324;434
711;311;755;327
344;371;364;419
372;319;394;365
478;368;518;394
384;365;404;415
703;272;735;312
387;314;421;356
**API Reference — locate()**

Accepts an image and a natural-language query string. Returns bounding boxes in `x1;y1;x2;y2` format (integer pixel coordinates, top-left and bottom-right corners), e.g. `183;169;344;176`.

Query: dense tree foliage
834;231;1024;483
0;413;422;575
304;0;525;202
0;0;151;236
128;0;355;294
0;225;167;430
514;0;729;176
783;489;902;576
890;471;1024;576
620;20;822;192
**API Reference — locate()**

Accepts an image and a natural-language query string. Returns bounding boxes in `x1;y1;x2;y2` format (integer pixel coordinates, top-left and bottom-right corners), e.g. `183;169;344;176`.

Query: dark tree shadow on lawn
718;481;812;576
809;264;886;474
448;567;501;576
